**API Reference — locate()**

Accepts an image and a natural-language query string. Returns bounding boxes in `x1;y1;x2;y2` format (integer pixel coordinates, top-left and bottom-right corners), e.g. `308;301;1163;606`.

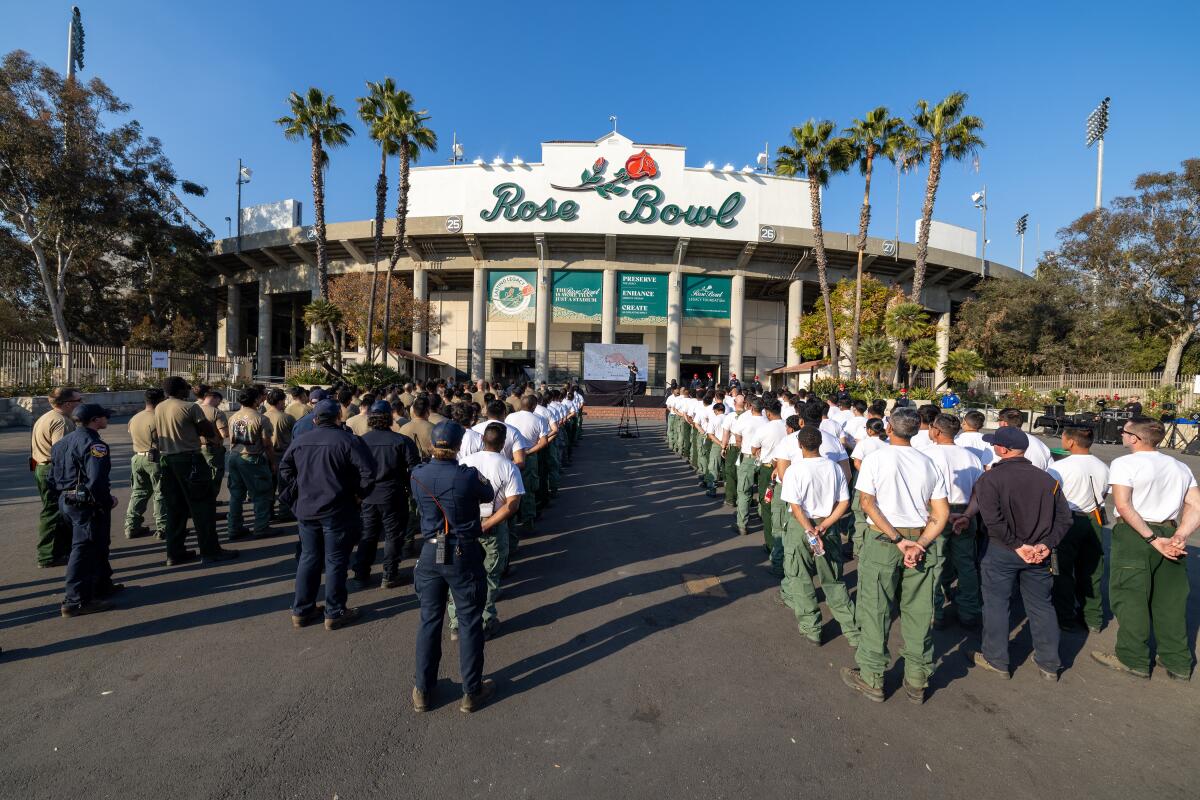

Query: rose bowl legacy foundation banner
552;270;602;322
487;269;537;321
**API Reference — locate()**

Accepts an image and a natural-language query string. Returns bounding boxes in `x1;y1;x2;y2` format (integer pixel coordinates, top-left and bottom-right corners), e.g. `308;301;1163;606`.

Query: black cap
983;427;1029;450
73;403;114;423
431;421;465;450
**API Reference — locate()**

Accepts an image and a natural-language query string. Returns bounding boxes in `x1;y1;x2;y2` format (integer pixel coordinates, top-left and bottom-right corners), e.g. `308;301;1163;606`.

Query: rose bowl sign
487;270;537;321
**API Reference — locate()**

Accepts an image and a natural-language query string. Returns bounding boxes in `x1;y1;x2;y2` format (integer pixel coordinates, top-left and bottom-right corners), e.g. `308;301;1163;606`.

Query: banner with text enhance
618;271;668;325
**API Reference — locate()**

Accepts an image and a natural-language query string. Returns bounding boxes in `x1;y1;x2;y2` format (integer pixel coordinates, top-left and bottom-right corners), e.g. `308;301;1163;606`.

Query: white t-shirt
781;456;850;518
506;409;547;445
751;418;789;465
718;411;738;444
910;429;935;452
1108;450;1197;523
842;415;868;447
694;404;714;434
780;401;797;422
830;407;854;425
460;450;525;521
705;411;727;436
819;418;844;442
1048;454;1110;513
734;413;767;455
955;430;995;468
533;405;556;433
922;443;984;506
851;436;888;463
855;445;948;528
665;394;679;414
471;420;529;462
723;396;735;413
773;429;848;468
456;427;485;462
1022;433;1054;471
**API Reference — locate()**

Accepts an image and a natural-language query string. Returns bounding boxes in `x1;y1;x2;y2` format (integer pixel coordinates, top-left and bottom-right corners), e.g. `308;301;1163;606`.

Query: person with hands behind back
1091;417;1199;681
958;426;1071;682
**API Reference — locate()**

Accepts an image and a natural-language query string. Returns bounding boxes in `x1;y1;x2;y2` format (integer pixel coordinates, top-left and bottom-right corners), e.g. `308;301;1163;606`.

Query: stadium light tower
449;132;464;165
1086;97;1110;210
236;159;252;251
1016;213;1029;273
972;187;988;276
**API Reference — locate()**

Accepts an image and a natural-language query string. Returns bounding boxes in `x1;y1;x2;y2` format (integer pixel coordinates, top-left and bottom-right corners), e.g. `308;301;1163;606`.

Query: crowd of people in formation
26;378;585;710
665;381;1198;702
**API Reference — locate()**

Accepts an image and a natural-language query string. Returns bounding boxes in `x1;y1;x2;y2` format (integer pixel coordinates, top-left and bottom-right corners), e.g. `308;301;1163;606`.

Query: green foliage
856;335;896;379
943;349;985;387
906;338;939;372
342;361;406;389
285;368;329;388
885;302;930;342
793;275;901;361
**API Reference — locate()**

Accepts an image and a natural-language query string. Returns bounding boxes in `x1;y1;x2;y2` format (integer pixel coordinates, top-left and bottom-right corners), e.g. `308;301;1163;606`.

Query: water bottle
806;530;825;556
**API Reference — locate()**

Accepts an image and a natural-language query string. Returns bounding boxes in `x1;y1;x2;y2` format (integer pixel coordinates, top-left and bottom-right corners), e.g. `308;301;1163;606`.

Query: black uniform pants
414;537;486;695
353;501;408;579
61;498;113;607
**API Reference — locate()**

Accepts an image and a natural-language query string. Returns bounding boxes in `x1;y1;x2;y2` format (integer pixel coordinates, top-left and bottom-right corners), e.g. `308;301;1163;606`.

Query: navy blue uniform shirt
278;423;377;519
50;427;111;506
410;459;494;541
360;428;421;506
290;411;317;441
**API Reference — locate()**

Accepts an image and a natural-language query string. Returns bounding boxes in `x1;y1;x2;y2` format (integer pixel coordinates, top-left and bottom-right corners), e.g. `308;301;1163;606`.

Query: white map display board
583;343;649;381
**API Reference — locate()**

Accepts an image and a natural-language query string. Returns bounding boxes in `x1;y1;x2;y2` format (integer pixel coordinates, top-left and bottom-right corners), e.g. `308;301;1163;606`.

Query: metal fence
969;372;1199;408
0;340;252;389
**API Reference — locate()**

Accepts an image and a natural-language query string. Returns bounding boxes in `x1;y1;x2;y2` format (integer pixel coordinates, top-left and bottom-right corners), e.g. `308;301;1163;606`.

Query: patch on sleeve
89;443;108;458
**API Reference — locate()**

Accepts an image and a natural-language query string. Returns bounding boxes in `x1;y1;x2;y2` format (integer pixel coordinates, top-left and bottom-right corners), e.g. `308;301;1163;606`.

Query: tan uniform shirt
346;413;371;436
471;391;485;406
128;409;158;454
228;407;272;457
428;412;448;426
285;401;308;421
155;398;207;455
399;417;435;459
199;404;227;448
398;392;413;411
31;408;71;464
506;394;522;413
264;407;294;453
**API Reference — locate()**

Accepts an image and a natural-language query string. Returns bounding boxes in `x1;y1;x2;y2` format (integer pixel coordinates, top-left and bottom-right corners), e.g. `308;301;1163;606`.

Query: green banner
618;272;668;325
552;270;602;322
684;275;731;319
487;269;537;321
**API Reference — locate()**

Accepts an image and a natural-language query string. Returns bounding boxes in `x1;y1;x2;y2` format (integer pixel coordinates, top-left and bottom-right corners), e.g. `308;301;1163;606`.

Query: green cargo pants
1109;522;1191;676
202;444;226;501
704;437;722;492
125;453;166;536
546;435;561;495
780;519;861;645
518;456;539;526
934;508;982;626
1052;512;1105;630
769;487;788;572
849;490;868;559
735;455;756;531
449;523;509;628
723;444;739;505
854;528;945;690
226;452;274;535
160;451;221;558
35;463;71;564
680;424;692;462
757;464;775;550
666;414;675;449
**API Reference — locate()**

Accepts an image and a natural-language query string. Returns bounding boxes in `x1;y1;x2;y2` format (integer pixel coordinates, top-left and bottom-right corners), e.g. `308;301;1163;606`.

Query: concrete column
934;310;951;389
666;268;682;386
786;280;803;367
601;268;617;344
223;284;240;358
412;267;428;357
729;273;745;385
534;264;550;384
470;266;487;380
307;269;325;344
257;280;272;378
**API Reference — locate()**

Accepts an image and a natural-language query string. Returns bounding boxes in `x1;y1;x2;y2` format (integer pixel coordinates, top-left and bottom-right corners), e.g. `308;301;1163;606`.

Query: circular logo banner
491;273;534;316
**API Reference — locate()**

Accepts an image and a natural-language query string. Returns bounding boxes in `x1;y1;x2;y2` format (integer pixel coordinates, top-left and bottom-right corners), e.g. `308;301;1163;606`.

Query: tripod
618;387;640;438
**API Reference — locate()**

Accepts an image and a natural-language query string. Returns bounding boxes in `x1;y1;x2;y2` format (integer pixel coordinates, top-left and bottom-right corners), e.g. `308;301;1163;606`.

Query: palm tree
776;120;854;379
844;108;909;380
856;335;896;387
276;88;355;301
909;92;984;302
906;338;940;386
380;92;437;368
357;79;403;364
884;301;930;387
302;299;345;378
943;348;985;389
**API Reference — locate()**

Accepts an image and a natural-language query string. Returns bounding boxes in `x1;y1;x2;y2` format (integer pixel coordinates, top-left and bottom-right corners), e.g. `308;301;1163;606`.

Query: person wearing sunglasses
1092;417;1199;681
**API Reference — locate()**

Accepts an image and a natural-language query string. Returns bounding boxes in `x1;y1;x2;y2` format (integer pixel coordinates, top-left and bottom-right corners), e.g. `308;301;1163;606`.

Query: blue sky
5;1;1199;271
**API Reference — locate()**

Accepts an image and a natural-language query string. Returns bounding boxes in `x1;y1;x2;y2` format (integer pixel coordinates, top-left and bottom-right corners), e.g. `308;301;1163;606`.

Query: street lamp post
236;160;252;252
972;186;988;277
1086;97;1110;210
1016;213;1028;273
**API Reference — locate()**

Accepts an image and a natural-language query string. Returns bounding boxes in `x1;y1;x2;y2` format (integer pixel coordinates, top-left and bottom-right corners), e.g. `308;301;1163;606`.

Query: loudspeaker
1044;404;1066;418
1097;417;1122;444
1183;436;1200;456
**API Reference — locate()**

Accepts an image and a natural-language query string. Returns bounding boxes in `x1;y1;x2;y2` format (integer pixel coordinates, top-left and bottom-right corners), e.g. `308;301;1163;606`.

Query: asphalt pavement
0;419;1197;799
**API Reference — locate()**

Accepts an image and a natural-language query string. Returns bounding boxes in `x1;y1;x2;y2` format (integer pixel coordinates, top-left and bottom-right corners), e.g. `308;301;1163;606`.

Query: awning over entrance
386;348;448;367
771;359;829;375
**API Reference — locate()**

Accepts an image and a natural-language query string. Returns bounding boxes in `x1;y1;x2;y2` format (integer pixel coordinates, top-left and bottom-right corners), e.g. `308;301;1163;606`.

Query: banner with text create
551;270;603;322
617;271;668;325
487;269;537;321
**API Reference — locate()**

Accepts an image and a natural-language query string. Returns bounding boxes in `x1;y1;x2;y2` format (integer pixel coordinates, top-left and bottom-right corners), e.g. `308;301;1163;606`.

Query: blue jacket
291;411;317;441
410;459;494;541
50;427;112;506
361;428;421;506
278;423;377;519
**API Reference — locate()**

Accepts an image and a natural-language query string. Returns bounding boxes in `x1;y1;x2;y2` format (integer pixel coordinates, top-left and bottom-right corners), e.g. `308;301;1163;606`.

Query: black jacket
967;457;1072;549
360;428;420;506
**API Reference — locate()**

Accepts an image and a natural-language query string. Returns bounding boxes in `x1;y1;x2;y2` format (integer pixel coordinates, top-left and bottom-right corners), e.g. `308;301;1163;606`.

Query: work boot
227;527;252;541
94;583;125;599
61;599;114;618
1037;663;1059;682
1156;657;1192;682
460;678;497;713
125;526;152;539
165;550;198;567
1090;650;1149;679
381;574;404;589
970;650;1011;679
324;607;363;631
202;549;239;565
449;627;459;642
38;557;69;569
349;572;371;590
841;668;884;702
291;605;324;628
412;686;430;713
903;682;926;705
483;621;501;641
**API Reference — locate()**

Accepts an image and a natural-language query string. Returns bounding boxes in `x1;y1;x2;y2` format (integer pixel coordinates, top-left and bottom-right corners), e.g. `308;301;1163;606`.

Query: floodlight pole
236;158;243;252
1094;136;1104;211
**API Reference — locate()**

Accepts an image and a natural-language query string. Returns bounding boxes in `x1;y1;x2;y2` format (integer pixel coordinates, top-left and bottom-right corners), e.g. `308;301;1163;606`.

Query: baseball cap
73;403;114;423
313;399;340;419
309;388;328;403
369;400;392;415
431;421;465;450
983;427;1029;450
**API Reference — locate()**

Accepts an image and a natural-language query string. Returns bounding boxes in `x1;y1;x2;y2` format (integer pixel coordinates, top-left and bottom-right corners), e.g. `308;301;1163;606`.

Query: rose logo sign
551;149;660;199
624;149;658;180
